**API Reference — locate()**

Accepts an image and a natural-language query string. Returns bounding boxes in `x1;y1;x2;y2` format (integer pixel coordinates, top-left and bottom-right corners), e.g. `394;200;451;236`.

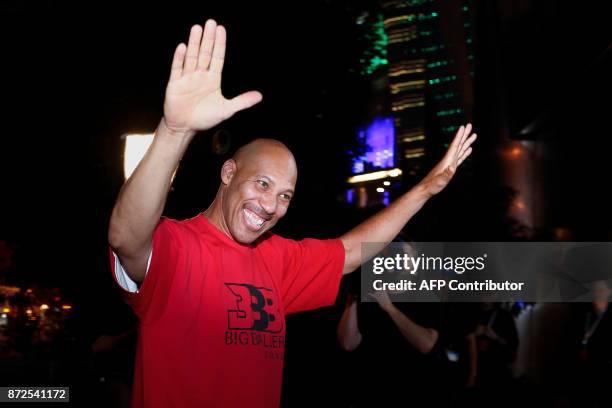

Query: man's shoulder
155;215;206;244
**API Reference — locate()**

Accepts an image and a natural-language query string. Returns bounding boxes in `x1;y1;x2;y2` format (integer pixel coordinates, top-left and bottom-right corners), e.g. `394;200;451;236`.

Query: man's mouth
243;208;267;231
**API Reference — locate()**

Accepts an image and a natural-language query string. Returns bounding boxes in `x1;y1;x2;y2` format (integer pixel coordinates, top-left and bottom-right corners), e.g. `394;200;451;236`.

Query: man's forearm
386;305;439;354
337;296;362;351
108;118;194;263
340;183;430;274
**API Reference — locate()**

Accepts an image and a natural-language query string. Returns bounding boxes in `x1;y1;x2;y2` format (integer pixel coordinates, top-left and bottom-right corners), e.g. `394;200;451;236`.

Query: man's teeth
244;209;265;228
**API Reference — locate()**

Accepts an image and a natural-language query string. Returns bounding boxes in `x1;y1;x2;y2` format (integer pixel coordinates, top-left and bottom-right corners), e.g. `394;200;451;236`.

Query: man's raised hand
420;123;477;197
163;19;262;135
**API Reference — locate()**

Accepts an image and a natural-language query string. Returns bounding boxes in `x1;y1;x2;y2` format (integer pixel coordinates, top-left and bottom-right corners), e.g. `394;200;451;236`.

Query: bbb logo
225;283;283;333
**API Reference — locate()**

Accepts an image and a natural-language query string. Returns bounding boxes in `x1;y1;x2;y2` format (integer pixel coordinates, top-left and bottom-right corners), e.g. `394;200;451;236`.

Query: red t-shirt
109;215;344;408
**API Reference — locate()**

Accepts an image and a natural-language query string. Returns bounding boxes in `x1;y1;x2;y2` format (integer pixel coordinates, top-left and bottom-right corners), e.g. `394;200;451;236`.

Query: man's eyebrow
255;174;273;182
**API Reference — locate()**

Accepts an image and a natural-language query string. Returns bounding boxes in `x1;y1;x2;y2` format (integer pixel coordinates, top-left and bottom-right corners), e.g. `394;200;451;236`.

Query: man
108;19;476;408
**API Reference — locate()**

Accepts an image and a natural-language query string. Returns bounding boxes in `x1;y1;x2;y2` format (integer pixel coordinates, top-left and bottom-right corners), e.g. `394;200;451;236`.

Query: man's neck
203;189;232;240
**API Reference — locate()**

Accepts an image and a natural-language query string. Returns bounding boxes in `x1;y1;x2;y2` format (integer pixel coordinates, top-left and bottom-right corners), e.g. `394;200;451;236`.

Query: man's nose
259;192;277;215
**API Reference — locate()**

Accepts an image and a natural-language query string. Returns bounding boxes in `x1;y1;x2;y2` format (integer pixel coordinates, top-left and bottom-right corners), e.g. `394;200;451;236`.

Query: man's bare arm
337;294;363;351
108;20;262;282
386;306;439;354
340;124;477;274
371;291;439;354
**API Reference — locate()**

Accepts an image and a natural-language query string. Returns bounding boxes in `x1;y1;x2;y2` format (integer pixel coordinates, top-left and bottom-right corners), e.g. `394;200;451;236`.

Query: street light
123;133;154;181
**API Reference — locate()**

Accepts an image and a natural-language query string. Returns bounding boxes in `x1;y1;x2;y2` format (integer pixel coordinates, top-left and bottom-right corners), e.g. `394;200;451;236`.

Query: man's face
222;147;297;244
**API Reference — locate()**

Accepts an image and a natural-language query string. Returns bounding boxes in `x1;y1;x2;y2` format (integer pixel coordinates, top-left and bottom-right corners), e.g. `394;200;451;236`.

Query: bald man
108;20;476;408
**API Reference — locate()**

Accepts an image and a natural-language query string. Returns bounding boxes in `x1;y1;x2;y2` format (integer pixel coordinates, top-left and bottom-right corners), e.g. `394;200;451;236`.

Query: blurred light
383;181;391;186
1;307;10;313
54;297;61;302
346;189;354;204
510;147;521;157
40;304;49;310
358;186;368;208
26;309;32;315
123;133;155;181
352;117;395;173
26;289;32;293
348;168;403;183
0;314;6;318
62;305;72;310
377;187;385;193
383;191;390;206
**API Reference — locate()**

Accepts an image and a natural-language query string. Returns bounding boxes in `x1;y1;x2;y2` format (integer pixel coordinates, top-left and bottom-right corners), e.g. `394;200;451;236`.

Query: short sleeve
109;217;184;322
277;238;345;315
112;250;152;293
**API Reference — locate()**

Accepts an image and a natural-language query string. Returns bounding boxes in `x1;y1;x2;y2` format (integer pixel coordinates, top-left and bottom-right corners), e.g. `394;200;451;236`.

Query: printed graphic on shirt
225;283;285;359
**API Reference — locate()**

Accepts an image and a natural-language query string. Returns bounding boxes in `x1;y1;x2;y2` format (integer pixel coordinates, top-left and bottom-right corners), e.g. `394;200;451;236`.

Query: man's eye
257;180;269;189
280;194;292;201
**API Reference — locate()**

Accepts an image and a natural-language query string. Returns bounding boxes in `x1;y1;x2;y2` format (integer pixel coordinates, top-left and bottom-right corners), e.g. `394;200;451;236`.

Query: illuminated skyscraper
348;0;475;206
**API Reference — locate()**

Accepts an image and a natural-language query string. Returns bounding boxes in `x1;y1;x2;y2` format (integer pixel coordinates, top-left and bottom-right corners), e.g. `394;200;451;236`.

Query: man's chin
232;229;264;245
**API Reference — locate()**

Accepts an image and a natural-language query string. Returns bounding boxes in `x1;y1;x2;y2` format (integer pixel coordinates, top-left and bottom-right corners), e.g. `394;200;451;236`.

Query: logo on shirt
225;283;284;333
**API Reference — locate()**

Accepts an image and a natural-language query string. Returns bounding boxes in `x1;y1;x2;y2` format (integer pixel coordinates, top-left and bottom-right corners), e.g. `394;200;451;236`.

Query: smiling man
108;19;476;408
207;139;298;243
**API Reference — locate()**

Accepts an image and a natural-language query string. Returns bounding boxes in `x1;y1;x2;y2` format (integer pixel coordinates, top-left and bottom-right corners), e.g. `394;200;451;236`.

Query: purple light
352;117;395;174
346;189;354;204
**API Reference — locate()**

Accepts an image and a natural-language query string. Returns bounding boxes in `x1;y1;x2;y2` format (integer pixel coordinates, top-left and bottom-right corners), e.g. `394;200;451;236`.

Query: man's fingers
197;19;217;71
226;91;263;116
184;25;203;73
458;133;477;159
460;123;472;150
209;25;226;74
458;147;473;166
169;43;187;81
447;125;465;157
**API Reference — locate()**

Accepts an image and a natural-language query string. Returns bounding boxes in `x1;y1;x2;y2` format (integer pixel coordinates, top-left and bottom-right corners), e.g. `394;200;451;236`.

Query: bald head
233;139;297;177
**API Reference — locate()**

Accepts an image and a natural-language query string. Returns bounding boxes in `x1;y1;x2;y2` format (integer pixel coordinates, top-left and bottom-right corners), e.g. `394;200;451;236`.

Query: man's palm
422;123;477;196
163;20;262;134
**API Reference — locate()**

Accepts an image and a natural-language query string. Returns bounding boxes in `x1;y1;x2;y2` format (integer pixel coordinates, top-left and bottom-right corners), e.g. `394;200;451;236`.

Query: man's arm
108;20;262;282
340;124;477;274
337;293;363;351
370;291;439;354
465;333;478;388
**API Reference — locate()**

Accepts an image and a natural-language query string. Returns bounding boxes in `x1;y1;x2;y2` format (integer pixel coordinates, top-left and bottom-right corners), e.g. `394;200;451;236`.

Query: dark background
0;1;610;406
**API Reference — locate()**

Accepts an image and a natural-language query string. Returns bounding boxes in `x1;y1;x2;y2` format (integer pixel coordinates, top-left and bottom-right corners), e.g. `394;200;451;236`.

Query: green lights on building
360;14;389;75
426;59;453;68
436;108;463;117
433;92;458;100
421;44;445;53
442;125;461;133
428;75;457;85
403;0;435;7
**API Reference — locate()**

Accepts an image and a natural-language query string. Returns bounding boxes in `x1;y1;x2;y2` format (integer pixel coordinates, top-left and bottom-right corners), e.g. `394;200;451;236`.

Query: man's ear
221;159;237;185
